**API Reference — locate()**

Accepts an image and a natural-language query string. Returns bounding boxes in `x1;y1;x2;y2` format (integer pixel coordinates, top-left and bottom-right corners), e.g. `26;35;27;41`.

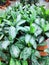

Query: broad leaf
10;45;20;58
34;26;42;37
9;26;16;40
35;51;40;58
1;40;10;50
31;54;40;65
20;47;32;60
25;34;31;44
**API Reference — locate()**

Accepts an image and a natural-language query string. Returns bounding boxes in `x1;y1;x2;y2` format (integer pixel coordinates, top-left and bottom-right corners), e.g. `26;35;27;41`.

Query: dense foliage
0;2;49;65
20;0;39;5
0;0;6;5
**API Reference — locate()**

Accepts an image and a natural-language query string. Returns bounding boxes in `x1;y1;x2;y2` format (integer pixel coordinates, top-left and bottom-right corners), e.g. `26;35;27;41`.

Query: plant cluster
0;2;49;65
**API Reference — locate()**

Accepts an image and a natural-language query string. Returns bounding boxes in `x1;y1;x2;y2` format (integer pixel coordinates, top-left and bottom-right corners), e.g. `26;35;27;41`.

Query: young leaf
10;58;15;65
30;23;36;34
16;60;21;65
22;60;28;65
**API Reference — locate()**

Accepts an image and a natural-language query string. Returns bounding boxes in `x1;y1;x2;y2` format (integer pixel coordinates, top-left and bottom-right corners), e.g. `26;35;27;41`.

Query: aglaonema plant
0;2;49;65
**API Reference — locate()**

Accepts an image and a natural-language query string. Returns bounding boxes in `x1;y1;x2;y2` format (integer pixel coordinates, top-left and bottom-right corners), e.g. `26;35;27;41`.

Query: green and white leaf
10;45;20;58
1;40;10;49
30;37;37;49
25;34;31;44
20;47;32;60
9;26;16;39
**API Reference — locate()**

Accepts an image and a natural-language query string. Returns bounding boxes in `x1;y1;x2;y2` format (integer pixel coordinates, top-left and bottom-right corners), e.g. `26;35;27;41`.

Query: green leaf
15;36;25;47
16;26;29;32
17;20;26;26
30;37;37;49
30;8;36;21
0;51;7;61
25;34;31;44
15;43;25;50
11;11;16;22
35;18;40;25
43;24;49;32
9;26;16;40
0;33;4;40
16;14;21;22
38;36;44;44
44;48;49;54
22;60;28;65
45;32;49;37
40;18;45;28
30;23;36;34
10;58;15;65
35;51;40;58
16;60;21;65
46;10;49;15
10;45;20;58
0;10;6;18
34;26;42;37
38;42;47;46
20;47;32;60
31;54;40;65
0;61;2;65
1;40;10;50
